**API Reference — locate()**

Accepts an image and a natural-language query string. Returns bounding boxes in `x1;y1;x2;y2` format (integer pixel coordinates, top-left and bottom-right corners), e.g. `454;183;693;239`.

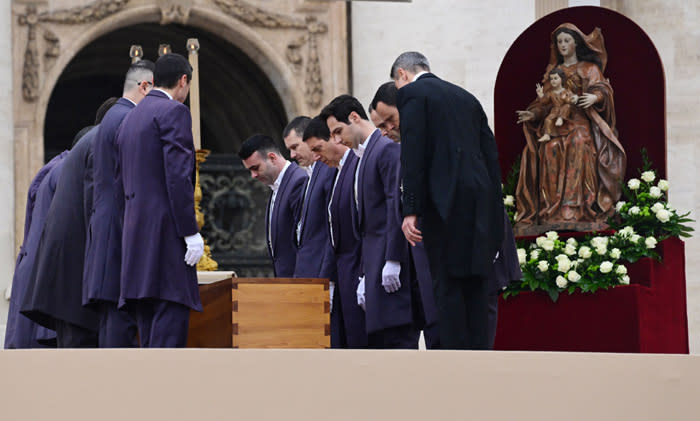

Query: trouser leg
55;319;98;348
98;301;138;348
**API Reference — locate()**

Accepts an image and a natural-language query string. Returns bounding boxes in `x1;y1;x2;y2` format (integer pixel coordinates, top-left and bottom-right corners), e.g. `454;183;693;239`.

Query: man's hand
402;215;423;246
184;233;205;266
356;276;365;311
381;261;401;293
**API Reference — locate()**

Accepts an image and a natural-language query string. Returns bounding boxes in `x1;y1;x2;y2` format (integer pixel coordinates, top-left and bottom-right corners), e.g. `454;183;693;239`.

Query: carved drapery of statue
514;23;626;234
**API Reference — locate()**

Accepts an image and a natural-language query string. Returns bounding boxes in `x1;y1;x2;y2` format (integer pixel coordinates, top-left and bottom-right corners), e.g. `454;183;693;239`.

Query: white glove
329;281;335;313
184;233;205;266
356;276;365;311
381;260;401;293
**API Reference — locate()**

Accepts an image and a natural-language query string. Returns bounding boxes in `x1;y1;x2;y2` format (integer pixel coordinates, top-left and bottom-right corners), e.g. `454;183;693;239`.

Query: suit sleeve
379;142;408;263
83;145;95;233
113;122;126;225
397;90;428;217
287;171;308;274
160;105;199;238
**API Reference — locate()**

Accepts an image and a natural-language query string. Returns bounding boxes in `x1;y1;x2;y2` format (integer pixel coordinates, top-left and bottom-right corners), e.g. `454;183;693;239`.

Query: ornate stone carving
157;0;193;25
16;0;129;102
199;155;273;275
213;0;328;107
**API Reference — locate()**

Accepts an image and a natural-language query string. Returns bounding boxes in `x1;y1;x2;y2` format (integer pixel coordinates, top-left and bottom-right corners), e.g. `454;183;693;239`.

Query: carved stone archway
11;0;348;251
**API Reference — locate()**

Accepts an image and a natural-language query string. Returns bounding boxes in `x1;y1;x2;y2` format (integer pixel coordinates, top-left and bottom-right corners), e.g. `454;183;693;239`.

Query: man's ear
267;151;277;162
348;111;359;124
180;74;189;87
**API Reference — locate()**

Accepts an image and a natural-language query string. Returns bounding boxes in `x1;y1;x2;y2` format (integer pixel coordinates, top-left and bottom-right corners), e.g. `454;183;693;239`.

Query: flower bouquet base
513;220;610;237
494;237;689;353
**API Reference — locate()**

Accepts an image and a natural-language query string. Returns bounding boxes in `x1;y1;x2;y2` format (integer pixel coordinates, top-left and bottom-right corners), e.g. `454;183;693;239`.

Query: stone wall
602;0;700;353
0;0;15;333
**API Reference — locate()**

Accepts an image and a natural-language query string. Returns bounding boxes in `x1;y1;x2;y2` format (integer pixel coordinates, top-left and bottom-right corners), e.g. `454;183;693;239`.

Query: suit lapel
357;129;381;229
299;163;319;244
271;162;296;256
265;194;272;257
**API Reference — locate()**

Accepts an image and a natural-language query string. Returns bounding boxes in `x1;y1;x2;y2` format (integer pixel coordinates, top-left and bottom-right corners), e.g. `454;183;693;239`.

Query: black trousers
434;276;490;350
97;301;138;348
54;320;98;348
330;285;347;349
367;324;420;349
127;299;190;348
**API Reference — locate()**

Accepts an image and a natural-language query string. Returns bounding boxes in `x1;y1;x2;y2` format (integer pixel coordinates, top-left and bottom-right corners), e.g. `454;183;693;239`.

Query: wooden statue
514;23;626;234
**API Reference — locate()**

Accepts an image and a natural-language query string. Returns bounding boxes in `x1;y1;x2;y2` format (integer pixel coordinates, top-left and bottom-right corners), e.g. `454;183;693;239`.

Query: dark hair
154;53;193;89
95;96;119;125
319;94;368;125
370;82;398;110
282;116;311;139
238;134;281;160
302;116;330;142
71;125;94;148
553;28;602;70
548;68;567;83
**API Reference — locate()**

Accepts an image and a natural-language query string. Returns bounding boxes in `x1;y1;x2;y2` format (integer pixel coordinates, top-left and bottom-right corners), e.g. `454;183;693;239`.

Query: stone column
0;0;16;341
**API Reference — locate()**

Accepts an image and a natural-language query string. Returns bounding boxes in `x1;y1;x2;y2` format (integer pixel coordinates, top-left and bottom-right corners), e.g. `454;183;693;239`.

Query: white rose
556;275;568;288
595;245;607;256
620;226;635;236
530;250;540;260
651;202;664;214
566;237;578;247
503;195;515;207
649;186;662;198
564;243;577;256
615;201;626;213
641;170;656;183
538;261;549;272
578;246;592;259
542;239;555;251
546;231;559;241
628;178;641;190
620;275;630;285
658;179;669;192
591;236;609;248
630;234;641;244
628;206;640;215
655;209;671;223
600;261;613;274
616;265;628;275
645;236;657;249
517;248;527;264
557;258;571;273
610;248;621;259
567;271;581;283
536;237;546;247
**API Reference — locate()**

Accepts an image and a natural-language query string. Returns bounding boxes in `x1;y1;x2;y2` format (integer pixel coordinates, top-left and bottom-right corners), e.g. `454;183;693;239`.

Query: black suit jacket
397;73;505;279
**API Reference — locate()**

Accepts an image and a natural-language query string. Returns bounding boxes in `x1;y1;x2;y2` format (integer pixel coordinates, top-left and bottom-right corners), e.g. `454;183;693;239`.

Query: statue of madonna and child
514;23;627;235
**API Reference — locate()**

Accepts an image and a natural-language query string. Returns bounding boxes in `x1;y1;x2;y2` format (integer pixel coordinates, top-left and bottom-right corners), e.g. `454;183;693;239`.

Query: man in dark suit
371;80;522;349
21;126;101;348
239;134;308;277
320;95;419;349
20;99;118;348
392;51;506;350
371;82;441;349
282;117;336;282
116;53;204;348
303;116;367;348
5;151;68;348
84;60;154;348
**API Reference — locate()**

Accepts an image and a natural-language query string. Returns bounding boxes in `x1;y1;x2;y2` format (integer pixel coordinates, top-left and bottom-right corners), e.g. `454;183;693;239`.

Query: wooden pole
187;38;201;150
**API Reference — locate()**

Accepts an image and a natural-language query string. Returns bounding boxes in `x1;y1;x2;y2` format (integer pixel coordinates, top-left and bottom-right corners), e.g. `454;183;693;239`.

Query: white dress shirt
297;161;316;243
152;88;173;100
268;160;291;255
412;71;429;82
328;148;352;248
